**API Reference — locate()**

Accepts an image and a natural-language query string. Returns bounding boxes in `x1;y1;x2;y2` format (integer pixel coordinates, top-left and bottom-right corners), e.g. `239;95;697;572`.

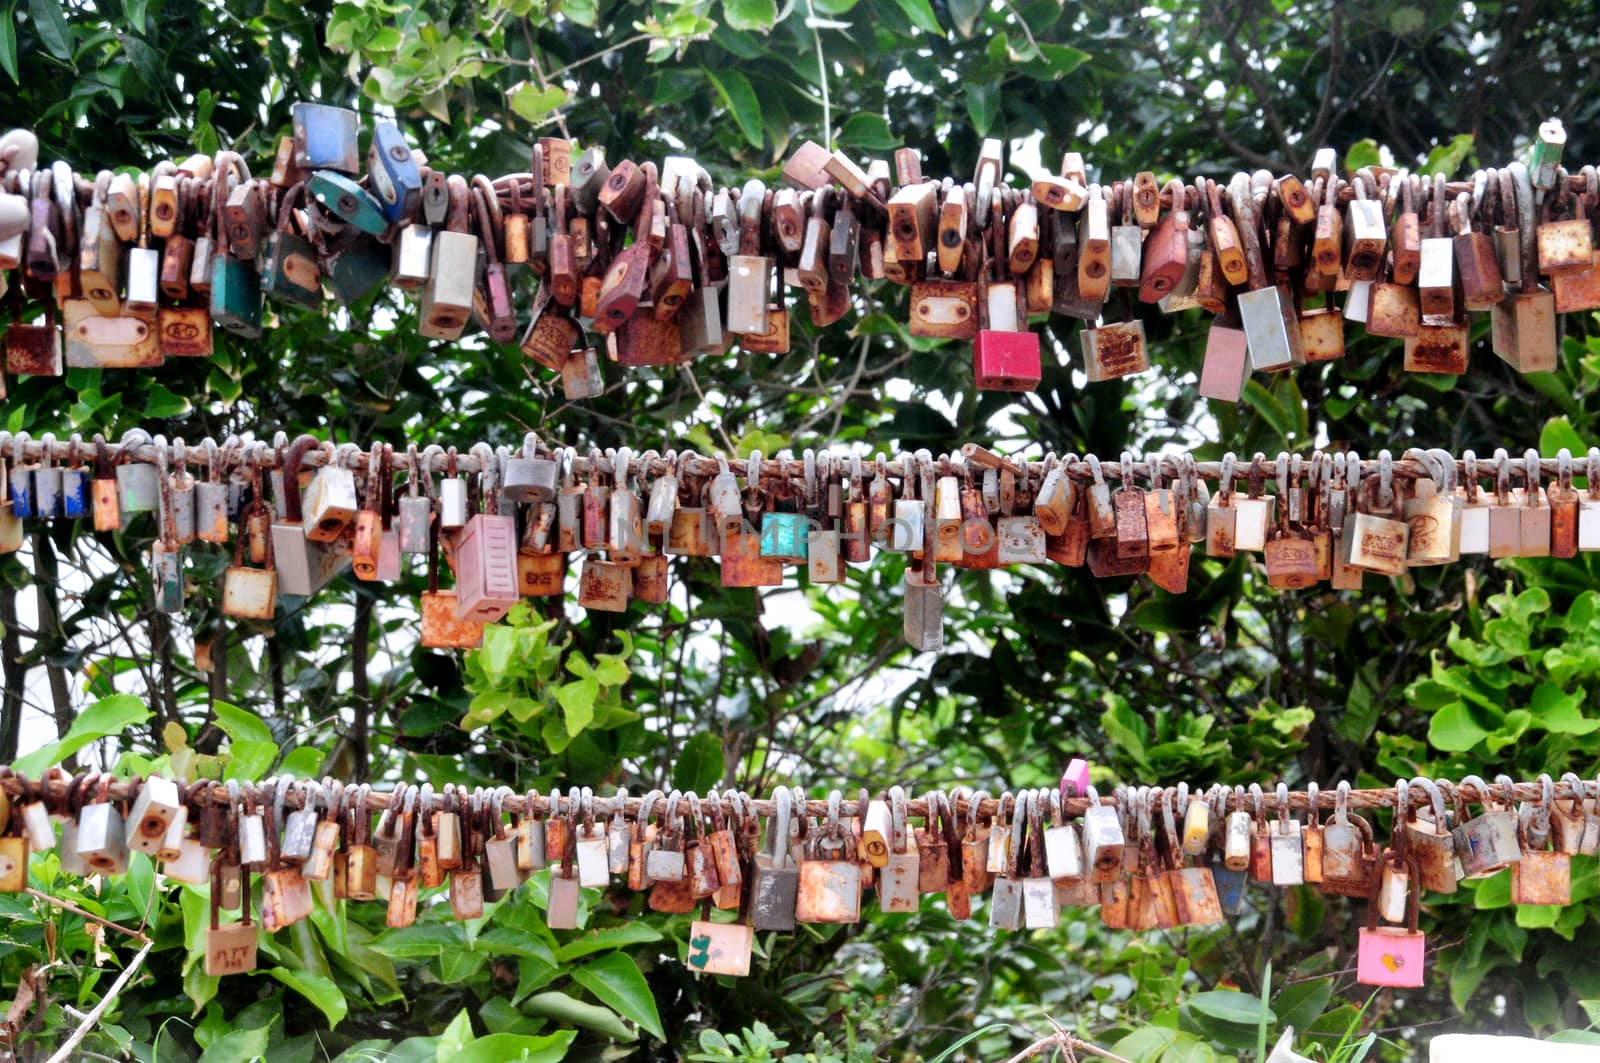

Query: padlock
368;121;422;224
205;864;258;977
1452;778;1523;879
76;786;129;874
1139;182;1190;302
1082;787;1125;884
1082;296;1150;382
1402;779;1458;895
876;788;920;914
795;795;863;924
908;278;979;340
292;102;360;173
1224;808;1252;871
1109;185;1142;287
560;345;605;399
1493;164;1559;373
453;449;520;623
304;456;359;544
1077;183;1113;299
420;177;478;341
125;775;181;856
687;916;754;978
1020;794;1059;930
1343;174;1387;281
1356;860;1426;989
987;797;1027;931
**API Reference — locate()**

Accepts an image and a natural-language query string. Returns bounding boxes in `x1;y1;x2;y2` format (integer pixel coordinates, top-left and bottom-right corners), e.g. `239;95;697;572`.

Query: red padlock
973;329;1041;392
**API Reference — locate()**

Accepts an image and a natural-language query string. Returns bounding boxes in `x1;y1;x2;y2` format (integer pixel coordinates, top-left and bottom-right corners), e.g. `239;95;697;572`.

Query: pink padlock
1356;853;1425;989
1060;758;1090;799
973;330;1042;391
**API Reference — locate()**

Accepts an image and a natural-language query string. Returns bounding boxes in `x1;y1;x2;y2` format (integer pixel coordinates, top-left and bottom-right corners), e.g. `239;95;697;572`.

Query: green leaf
436;1009;474;1061
569;953;665;1040
279;746;324;777
722;0;776;32
963;81;999;136
142;383;191;419
522;991;638;1042
702;68;763;149
1187;989;1275;1026
558;0;596;25
837;113;897;152
224;740;279;782
510;83;567;123
673;732;724;792
13;694;150;776
1036;43;1090;78
212;701;274;745
451;1032;577;1063
554;923;663;963
0;4;18;84
1427;700;1491;752
1345;138;1383;176
1540;416;1588;465
270;967;348;1028
1421;133;1474;178
198;1025;270;1063
886;0;941;34
27;0;72;60
556;676;599;736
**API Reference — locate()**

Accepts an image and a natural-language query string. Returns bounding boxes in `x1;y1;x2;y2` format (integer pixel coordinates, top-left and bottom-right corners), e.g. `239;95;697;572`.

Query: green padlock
210;254;263;337
261;183;323;310
310;171;389;238
324;238;391;306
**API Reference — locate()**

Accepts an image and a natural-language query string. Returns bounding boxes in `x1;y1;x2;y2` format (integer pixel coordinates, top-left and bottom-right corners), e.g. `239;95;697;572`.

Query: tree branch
42;940;153;1063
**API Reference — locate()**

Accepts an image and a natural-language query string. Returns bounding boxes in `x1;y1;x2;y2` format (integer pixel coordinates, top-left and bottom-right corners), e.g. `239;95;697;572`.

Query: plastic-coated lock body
310;171;389;238
292;103;361;174
211;255;263;338
455;513;521;622
368;122;422;224
973;329;1041;391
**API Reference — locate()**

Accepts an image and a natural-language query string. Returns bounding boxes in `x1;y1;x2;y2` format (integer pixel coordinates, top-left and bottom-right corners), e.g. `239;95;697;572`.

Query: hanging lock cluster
5;433;1600;650
6;770;1596;986
0;114;1593;401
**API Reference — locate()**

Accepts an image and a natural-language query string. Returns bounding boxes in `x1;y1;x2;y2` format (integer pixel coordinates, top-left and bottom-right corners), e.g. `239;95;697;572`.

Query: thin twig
43;940;154;1063
680;366;738;453
27;889;152;945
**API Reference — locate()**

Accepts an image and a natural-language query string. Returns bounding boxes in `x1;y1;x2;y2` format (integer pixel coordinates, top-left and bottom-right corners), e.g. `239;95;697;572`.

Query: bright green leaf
13;694;151;776
142;383;192;419
510;83;568;122
886;0;941;34
522;991;638;1042
722;0;777;32
557;676;599;736
224;740;279;782
451;1032;576;1063
570;953;665;1040
1427;700;1491;752
1345;138;1383;175
212;701;274;745
198;1025;270;1063
554;923;663;963
1421;133;1474;178
836;113;896;152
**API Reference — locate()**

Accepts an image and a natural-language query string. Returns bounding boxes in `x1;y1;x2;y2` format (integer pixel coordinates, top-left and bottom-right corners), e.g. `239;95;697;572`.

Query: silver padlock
279;780;319;864
392;223;434;288
501;434;559;506
31;433;62;518
560;346;604;400
987;797;1028;930
272;436;352;598
1452;775;1523;878
398;444;437;555
115;429;161;514
196;439;230;544
169;443;197;544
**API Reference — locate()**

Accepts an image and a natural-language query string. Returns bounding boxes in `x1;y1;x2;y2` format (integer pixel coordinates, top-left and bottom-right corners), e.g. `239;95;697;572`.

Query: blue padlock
291;102;360;175
7;460;31;520
368;121;422;225
760;511;811;563
61;465;90;519
1211;856;1248;916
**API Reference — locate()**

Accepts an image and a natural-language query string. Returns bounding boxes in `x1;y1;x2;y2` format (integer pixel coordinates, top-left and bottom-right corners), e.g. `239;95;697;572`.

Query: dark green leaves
27;0;72;61
674;731;725;792
722;0;778;33
703;67;763;149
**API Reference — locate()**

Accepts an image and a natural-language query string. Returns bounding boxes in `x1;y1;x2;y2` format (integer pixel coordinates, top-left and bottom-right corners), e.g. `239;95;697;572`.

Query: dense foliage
5;0;1600;1059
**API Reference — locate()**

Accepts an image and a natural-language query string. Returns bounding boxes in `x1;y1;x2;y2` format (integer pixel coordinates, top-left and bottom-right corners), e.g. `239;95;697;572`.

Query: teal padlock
760;511;811;564
210;255;263;337
310;171;389;238
261;186;322;310
324;238;391;305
